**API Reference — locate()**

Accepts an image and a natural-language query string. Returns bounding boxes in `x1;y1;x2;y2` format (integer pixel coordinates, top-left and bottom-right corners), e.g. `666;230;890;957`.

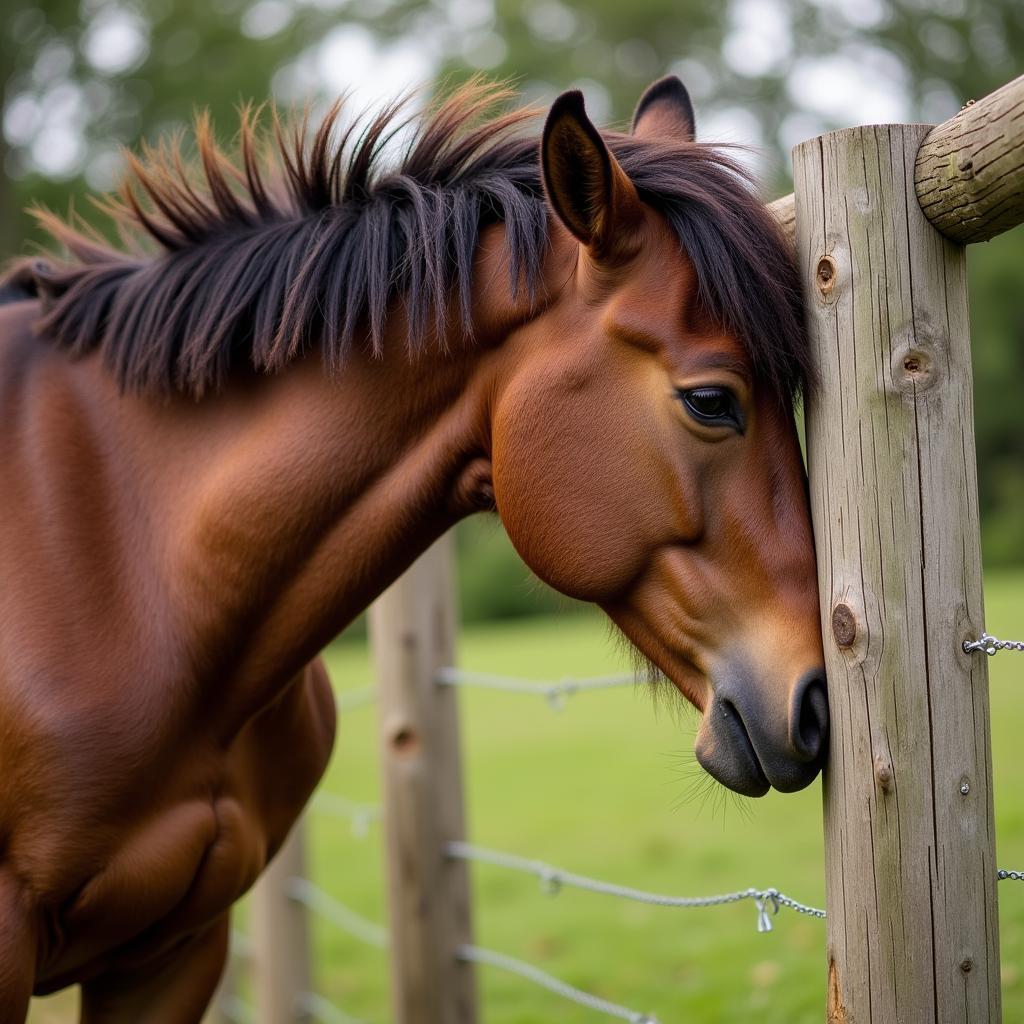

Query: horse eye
678;387;743;432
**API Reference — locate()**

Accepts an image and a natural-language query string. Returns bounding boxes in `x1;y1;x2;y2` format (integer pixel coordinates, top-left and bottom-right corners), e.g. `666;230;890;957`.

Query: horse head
491;78;826;797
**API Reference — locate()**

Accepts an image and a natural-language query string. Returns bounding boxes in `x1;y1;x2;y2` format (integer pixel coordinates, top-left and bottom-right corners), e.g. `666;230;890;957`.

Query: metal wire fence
222;633;1022;1023
964;632;1024;656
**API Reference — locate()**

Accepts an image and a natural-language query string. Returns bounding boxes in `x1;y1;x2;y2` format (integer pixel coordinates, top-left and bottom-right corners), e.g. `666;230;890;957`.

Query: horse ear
632;75;696;143
541;89;641;264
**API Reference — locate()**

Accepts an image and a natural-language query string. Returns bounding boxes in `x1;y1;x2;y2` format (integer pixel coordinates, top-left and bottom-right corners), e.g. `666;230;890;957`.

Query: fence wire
287;877;389;949
219;995;256;1024
435;667;653;710
335;686;377;713
458;944;658;1023
250;633;1024;1024
311;792;381;837
447;840;824;931
299;990;368;1024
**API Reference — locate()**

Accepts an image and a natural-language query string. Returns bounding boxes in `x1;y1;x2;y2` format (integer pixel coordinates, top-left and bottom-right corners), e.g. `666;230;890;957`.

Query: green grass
28;569;1024;1023
294;567;1024;1023
307;616;823;1024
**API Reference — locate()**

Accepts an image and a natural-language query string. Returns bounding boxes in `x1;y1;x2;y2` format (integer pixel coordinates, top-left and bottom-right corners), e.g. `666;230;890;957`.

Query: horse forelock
7;80;809;402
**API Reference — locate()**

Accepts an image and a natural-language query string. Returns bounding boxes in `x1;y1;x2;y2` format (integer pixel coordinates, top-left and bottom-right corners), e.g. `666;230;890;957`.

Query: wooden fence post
370;533;477;1024
251;820;312;1023
794;126;1001;1022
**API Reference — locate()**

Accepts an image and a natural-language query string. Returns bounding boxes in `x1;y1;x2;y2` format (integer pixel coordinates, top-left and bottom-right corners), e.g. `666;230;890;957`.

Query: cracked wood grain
794;124;1000;1024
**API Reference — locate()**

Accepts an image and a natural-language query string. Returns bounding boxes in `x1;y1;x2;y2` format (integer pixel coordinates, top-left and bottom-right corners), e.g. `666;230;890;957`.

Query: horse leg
0;874;36;1024
79;915;228;1024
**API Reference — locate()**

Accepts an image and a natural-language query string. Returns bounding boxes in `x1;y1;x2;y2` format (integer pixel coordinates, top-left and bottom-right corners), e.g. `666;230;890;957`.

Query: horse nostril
791;670;829;761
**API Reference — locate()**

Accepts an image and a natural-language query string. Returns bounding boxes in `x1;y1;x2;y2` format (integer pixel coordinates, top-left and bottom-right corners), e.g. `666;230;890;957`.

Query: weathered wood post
370;533;476;1023
251;821;312;1023
794;126;1000;1021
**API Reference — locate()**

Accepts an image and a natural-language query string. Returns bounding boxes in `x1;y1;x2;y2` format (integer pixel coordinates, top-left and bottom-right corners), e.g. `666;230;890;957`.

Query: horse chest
21;661;334;990
33;790;263;989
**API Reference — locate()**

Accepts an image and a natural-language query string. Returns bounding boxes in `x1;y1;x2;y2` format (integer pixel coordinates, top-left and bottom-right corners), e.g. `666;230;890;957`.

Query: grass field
28;569;1024;1023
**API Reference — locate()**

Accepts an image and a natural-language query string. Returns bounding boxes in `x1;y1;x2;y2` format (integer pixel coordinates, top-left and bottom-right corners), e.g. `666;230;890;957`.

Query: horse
0;76;825;1021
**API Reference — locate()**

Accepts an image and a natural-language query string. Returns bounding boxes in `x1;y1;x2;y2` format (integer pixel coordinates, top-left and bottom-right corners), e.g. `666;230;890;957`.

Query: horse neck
162;342;483;686
160;226;550;696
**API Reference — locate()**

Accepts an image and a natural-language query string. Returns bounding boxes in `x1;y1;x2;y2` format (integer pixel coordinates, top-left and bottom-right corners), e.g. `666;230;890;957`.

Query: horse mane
7;80;811;400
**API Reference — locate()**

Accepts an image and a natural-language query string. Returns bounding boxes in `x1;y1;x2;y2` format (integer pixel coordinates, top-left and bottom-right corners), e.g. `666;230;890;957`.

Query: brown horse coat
0;79;824;1021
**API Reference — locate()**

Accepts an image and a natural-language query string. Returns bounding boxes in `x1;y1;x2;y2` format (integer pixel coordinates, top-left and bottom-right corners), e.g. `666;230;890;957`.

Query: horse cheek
490;390;659;603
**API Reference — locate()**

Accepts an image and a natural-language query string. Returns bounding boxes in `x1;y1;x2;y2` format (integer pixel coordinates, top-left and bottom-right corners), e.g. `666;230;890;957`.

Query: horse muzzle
693;667;829;797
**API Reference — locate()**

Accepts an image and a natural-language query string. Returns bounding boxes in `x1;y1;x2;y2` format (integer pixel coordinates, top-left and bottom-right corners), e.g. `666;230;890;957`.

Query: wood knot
391;725;420;756
900;350;933;386
891;341;940;396
816;255;837;297
831;603;857;649
960;957;973;974
874;755;893;793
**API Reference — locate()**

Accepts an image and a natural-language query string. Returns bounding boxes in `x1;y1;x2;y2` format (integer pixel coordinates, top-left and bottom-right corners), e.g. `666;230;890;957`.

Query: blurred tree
1;0;343;252
8;1;1021;229
357;0;1023;192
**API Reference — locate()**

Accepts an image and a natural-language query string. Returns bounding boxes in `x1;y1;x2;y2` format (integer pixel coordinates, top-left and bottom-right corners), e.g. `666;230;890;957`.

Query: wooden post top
769;72;1024;248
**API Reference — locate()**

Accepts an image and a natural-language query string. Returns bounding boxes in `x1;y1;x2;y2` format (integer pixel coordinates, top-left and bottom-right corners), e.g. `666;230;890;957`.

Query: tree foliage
1;0;342;251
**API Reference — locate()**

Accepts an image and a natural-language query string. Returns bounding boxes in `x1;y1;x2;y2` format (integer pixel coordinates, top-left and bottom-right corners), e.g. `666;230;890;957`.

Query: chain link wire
963;632;1024;656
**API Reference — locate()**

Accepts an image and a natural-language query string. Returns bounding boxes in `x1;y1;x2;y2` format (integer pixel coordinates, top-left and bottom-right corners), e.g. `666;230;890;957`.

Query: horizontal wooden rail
915;73;1024;244
767;192;795;243
769;72;1024;247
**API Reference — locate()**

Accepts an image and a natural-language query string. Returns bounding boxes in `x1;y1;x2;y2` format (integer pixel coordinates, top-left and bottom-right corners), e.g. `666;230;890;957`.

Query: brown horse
0;77;824;1021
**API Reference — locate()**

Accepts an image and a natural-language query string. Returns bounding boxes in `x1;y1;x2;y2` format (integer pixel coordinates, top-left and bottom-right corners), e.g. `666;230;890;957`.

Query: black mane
7;81;810;400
